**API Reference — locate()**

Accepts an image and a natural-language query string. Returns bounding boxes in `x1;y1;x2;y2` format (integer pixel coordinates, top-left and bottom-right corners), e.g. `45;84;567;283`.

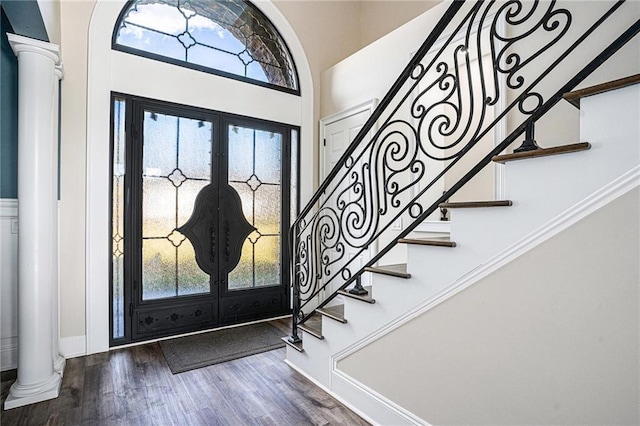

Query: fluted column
4;34;64;410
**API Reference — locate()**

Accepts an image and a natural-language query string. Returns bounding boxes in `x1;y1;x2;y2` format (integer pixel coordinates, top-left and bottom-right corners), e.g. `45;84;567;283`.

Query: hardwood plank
439;200;513;208
281;336;305;352
316;304;347;324
1;342;368;425
298;313;324;339
338;285;376;304
365;263;411;279
398;237;456;247
492;143;591;163
563;74;640;108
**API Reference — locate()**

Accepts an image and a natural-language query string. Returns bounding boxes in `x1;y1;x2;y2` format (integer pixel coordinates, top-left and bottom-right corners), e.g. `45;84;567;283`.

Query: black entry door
116;97;293;343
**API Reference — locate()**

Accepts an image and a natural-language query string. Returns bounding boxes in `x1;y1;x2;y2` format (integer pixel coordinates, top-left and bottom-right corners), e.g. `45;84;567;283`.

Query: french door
110;95;298;344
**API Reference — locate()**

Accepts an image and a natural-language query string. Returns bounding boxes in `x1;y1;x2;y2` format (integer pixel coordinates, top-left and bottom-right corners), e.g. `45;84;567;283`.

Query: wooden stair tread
338;285;375;304
364;263;411;279
281;336;304;352
492;142;591;163
563;74;640;108
298;313;323;340
316;304;347;324
439;200;512;209
398;237;456;247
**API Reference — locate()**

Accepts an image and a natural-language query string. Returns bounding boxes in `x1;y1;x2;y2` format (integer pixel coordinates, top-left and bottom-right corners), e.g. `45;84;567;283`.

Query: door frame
318;98;379;292
109;92;299;346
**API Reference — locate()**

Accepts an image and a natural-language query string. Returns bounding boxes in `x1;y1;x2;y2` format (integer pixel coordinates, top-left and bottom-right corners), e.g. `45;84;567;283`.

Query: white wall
359;1;441;47
320;2;450;119
338;186;640;425
58;0;94;340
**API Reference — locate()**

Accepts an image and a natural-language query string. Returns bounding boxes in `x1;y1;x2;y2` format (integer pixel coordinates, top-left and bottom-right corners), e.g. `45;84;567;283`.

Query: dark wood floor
0;326;368;425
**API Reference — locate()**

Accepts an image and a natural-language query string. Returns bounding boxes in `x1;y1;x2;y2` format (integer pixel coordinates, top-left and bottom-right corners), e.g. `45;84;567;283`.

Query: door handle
224;220;230;262
210;220;216;263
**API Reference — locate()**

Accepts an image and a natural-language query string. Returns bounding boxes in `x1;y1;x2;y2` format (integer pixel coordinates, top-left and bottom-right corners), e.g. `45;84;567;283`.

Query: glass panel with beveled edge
141;110;212;300
112;97;126;339
227;125;282;290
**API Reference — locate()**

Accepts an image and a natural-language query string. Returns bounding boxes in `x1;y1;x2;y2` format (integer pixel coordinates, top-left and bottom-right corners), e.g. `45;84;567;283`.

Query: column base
3;372;62;410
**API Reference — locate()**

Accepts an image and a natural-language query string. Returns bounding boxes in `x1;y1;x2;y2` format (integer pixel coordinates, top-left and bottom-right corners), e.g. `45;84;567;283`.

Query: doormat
159;322;286;374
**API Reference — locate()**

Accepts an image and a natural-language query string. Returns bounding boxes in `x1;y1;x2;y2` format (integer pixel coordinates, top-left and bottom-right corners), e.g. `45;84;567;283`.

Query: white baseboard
1;335;86;372
331;368;429;426
59;335;86;359
1;336;18;371
284;359;377;426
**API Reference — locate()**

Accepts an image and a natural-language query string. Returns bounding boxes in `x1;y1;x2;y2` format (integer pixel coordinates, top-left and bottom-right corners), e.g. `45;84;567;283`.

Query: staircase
283;2;639;424
286;79;639;424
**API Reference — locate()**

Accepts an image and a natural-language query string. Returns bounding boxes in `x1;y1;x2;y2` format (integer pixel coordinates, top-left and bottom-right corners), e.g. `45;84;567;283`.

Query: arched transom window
113;0;299;93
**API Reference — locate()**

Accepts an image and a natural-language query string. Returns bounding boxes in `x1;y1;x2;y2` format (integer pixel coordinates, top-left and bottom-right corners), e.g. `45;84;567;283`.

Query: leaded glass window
141;110;213;300
111;97;126;340
113;0;299;93
227;125;282;290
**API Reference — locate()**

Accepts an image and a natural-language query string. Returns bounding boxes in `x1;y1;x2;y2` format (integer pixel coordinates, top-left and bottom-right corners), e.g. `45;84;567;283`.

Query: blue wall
1;8;18;199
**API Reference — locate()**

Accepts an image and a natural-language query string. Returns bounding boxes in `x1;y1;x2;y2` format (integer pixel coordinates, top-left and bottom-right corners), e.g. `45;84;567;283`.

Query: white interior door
319;100;377;292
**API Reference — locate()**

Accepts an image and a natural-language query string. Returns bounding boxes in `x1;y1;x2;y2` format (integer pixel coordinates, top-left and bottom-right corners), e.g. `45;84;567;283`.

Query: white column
5;34;64;410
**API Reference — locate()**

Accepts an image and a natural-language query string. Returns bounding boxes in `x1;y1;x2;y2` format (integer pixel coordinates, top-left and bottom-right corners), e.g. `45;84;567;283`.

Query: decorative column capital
7;33;61;65
55;65;64;81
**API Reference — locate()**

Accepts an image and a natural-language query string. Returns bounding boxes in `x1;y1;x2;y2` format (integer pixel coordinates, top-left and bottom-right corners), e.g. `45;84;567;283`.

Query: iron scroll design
178;183;255;276
289;0;639;341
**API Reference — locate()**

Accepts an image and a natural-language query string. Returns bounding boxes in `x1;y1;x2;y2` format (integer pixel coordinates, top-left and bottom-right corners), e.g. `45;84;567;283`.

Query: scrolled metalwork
289;0;638;341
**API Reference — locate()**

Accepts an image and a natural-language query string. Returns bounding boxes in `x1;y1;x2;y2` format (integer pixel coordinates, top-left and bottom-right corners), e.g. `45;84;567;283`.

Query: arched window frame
111;0;300;95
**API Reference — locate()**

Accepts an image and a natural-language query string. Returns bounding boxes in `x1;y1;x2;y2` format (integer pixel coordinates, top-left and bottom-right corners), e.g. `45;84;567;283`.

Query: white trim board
59;336;87;359
2;336;87;371
0;199;18;217
1;336;18;371
334;165;640;364
284;359;377;426
331;367;430;426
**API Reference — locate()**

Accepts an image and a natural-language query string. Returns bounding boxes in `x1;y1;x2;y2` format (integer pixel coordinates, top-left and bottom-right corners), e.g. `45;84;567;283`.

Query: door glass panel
227;125;282;290
141;110;212;300
112;97;126;340
255;236;280;287
228;126;253;181
290;129;298;223
255;130;281;184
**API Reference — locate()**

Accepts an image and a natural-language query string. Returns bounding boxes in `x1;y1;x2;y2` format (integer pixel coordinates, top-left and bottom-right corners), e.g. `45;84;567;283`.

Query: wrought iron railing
289;0;640;343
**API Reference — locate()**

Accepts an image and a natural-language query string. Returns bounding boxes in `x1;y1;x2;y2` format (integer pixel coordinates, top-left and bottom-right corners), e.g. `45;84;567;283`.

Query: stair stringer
285;84;640;424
